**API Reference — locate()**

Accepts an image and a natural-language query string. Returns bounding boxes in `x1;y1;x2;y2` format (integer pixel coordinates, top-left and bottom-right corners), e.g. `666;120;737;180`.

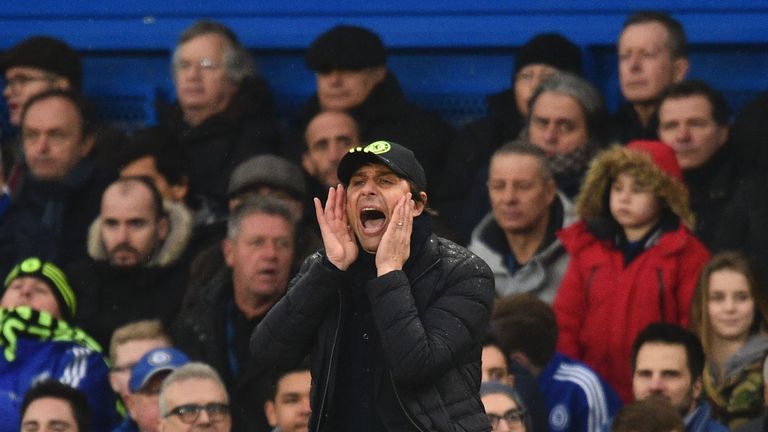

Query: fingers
336;184;348;225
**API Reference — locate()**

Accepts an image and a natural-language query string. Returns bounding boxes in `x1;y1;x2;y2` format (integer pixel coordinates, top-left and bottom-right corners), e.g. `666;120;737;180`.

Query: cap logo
20;258;42;273
364;141;391;154
149;350;171;366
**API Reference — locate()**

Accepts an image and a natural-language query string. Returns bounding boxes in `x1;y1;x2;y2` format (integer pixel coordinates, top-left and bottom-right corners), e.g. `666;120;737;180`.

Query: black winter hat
1;36;82;89
515;33;582;78
305;25;386;73
338;141;427;191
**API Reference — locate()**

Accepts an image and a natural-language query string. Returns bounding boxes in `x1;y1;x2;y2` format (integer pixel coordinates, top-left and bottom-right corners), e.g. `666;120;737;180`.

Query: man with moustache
252;141;495;431
68;176;192;348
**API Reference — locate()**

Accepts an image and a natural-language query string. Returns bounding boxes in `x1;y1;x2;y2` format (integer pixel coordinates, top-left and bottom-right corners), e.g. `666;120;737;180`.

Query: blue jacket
537;353;622;432
0;307;119;432
685;401;729;432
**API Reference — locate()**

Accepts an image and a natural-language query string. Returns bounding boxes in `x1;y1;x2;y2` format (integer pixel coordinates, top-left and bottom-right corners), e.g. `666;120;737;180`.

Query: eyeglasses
487;409;525;429
174;58;222;72
4;75;54;91
165;403;230;424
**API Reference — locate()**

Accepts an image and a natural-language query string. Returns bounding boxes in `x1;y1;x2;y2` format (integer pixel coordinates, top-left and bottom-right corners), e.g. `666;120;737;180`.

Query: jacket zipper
389;371;427;432
314;293;343;432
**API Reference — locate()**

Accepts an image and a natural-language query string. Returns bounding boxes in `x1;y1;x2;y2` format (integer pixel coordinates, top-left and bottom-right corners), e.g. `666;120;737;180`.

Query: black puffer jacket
250;232;494;432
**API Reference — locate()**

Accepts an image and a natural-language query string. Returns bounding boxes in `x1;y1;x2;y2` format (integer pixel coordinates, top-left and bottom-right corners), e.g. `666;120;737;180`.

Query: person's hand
314;184;358;271
375;193;415;276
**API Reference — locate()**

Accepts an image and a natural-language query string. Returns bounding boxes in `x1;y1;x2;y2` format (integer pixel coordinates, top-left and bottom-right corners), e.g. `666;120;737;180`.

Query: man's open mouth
360;207;387;233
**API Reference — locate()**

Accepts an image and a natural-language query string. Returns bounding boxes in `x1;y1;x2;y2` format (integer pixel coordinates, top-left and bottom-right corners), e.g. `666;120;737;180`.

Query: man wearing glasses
0;36;78;180
147;20;281;214
159;362;231;432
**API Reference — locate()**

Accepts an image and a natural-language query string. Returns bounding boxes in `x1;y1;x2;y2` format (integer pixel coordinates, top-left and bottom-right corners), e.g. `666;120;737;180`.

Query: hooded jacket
703;334;768;429
554;142;710;402
469;193;576;303
250;225;495;431
69;201;193;348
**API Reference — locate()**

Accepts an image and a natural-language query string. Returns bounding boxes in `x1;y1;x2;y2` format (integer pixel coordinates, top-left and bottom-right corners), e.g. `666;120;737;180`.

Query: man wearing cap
147;20;281;215
297;25;453;197
0;257;119;431
1;35;127;184
437;33;583;237
67;176;192;349
185;154;322;299
116;347;189;432
252;140;495;431
174;196;298;432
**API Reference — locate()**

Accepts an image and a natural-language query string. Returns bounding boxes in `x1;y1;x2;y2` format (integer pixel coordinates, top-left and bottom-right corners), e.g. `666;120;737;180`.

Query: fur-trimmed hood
575;142;695;229
86;200;193;267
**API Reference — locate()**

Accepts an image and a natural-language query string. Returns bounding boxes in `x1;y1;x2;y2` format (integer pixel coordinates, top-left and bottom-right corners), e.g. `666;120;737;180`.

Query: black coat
4;159;114;268
435;89;524;239
610;102;660;145
250;232;495;432
155;77;282;211
172;269;273;432
297;73;454;197
69;259;189;349
730;91;768;176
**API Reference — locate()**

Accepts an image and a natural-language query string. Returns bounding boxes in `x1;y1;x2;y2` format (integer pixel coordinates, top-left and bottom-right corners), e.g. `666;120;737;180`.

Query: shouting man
252;140;494;431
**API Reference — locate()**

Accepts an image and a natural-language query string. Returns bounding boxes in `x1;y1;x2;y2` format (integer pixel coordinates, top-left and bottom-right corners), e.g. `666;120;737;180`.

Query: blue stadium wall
1;1;767;131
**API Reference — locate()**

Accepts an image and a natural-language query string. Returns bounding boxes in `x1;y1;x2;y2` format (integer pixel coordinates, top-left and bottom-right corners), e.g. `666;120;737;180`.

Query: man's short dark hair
623;11;688;59
120;128;191;187
492;140;554;183
266;357;311;402
631;323;705;380
491;294;558;369
21;88;96;137
108;176;167;221
661;80;730;126
227;195;296;240
20;380;91;432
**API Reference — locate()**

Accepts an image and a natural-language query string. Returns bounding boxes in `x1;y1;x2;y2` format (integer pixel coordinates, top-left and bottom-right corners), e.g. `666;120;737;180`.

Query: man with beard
68;176;192;348
630;323;726;432
251;141;495;431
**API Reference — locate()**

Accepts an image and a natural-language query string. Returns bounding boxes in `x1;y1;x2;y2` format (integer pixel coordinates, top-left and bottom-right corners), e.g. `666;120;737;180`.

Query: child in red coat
553;140;710;402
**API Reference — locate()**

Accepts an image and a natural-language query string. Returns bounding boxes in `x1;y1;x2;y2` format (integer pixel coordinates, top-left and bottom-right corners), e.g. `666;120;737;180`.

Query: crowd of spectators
2;9;768;432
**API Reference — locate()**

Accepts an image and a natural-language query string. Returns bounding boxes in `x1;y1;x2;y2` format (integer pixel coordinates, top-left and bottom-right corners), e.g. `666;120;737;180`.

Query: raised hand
314;184;358;271
375;192;414;276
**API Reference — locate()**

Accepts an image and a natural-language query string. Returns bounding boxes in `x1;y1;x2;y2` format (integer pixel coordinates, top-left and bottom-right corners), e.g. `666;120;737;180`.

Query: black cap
515;33;582;77
305;25;386;73
337;141;426;191
1;36;82;89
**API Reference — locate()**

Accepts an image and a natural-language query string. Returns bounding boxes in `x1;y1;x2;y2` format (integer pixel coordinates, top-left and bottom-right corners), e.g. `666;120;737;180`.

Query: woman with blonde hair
690;250;768;429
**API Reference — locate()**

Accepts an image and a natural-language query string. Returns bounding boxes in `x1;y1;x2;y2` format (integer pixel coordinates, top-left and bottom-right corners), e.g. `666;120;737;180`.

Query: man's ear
301;152;316;176
413;191;428;217
672;57;689;83
157;215;170;242
692;375;703;400
124;394;137;418
222;238;234;268
108;372;122;396
78;133;96;157
264;400;277;427
371;66;387;84
169;177;189;202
